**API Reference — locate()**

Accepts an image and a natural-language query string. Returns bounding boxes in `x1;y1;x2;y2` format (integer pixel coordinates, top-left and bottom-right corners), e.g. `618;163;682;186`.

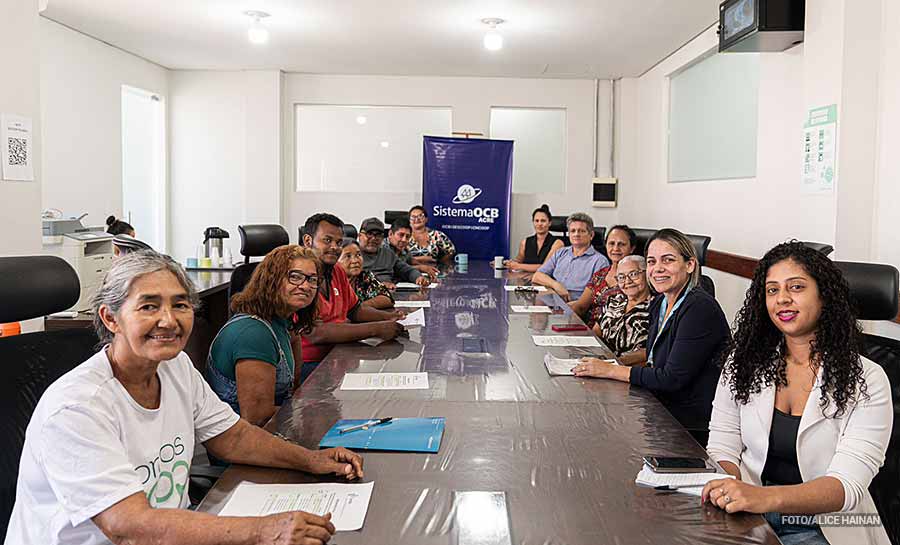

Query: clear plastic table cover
198;262;779;545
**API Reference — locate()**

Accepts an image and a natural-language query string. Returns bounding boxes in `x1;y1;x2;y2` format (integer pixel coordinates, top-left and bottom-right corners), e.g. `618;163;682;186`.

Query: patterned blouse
351;270;393;305
408;229;456;261
597;296;651;356
586;267;624;326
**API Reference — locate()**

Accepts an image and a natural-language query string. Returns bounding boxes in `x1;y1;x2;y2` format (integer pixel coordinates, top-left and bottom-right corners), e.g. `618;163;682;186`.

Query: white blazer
706;356;893;545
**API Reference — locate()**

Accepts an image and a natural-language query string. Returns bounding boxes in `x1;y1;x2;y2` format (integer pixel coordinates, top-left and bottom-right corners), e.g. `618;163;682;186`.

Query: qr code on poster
7;137;27;166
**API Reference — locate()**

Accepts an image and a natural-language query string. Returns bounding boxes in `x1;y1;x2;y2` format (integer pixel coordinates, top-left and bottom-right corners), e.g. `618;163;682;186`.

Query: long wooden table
198;262;778;545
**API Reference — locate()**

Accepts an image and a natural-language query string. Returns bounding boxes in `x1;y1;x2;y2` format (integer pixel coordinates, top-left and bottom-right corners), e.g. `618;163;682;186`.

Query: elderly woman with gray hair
6;250;363;545
591;254;652;366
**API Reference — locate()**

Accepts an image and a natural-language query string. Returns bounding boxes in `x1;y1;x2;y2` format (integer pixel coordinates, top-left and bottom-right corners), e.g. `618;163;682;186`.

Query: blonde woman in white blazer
702;243;893;545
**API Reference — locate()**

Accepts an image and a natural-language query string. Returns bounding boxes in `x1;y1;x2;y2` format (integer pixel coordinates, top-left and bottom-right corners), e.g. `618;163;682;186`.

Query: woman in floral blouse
594;255;651;366
570;225;637;326
338;239;394;309
407;205;457;265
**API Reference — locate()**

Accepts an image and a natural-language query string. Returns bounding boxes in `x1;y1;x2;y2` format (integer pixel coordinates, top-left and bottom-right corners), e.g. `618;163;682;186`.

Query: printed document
394;300;431;308
532;335;601;347
218;481;374;531
398;308;426;327
340;372;429;390
511;305;552;313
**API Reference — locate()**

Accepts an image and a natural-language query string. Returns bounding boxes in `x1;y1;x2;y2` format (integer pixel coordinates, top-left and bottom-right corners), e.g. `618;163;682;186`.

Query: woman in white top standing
703;242;893;545
5;251;363;545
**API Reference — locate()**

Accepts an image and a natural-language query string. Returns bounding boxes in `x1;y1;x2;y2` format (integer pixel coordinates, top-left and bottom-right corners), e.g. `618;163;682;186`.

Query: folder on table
318;417;445;453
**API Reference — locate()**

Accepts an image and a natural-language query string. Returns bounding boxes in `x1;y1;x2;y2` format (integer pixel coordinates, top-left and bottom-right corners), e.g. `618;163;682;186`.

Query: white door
121;86;166;251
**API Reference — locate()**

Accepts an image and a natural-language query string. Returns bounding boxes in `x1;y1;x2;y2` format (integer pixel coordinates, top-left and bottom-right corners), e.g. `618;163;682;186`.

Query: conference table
198;261;779;545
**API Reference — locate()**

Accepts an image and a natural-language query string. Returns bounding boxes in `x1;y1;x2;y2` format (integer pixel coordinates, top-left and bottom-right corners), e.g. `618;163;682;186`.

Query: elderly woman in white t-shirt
6;251;363;545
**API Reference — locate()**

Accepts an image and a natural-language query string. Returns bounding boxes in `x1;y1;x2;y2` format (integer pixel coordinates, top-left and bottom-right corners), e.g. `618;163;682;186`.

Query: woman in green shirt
207;245;320;426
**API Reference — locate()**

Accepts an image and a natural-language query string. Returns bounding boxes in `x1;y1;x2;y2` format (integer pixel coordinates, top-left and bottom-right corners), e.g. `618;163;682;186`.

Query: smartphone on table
641;455;716;473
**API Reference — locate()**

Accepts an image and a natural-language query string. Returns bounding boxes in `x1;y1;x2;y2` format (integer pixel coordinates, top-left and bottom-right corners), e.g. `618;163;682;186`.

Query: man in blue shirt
532;212;609;301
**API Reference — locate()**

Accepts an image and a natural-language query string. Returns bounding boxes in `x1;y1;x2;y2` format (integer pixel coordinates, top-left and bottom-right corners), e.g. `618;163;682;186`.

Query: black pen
338;417;393;434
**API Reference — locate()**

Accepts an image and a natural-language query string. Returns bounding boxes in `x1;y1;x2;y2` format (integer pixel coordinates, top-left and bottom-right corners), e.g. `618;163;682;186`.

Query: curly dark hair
720;241;867;417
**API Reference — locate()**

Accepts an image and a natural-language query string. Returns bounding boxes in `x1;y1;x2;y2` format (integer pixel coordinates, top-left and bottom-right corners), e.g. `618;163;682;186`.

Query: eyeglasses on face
363;230;385;239
287;270;319;287
410;214;426;220
615;269;646;283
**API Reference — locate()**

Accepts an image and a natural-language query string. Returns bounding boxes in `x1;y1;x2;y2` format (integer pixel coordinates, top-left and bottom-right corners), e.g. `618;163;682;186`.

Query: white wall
168;72;616;261
281;74;617;255
39;18;168;233
616;1;850;322
0;0;42;258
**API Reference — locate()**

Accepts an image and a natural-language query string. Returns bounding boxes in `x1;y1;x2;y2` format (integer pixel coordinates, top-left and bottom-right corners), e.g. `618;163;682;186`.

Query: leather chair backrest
384;210;408;227
834;261;900;320
342;224;358;239
237;224;289;262
802;241;835;256
834;260;900;543
0;329;99;536
631;228;657;257
591;226;607;254
860;334;900;545
631;229;711;267
549;215;568;234
0;256;79;322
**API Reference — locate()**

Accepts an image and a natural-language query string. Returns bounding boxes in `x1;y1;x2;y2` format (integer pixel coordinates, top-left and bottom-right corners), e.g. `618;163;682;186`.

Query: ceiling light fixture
356;116;367;125
481;18;505;51
244;10;270;45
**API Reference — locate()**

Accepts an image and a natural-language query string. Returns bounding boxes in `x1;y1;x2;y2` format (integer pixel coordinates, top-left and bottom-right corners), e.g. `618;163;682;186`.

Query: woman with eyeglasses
569;225;637;325
407;205;457;266
592;255;651;366
207;245;320;426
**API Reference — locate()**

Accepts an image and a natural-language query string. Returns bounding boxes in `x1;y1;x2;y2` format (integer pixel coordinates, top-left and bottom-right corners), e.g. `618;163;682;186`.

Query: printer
43;231;114;312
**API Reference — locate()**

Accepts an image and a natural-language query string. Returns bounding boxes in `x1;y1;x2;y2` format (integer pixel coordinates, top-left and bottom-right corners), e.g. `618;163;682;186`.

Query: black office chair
833;260;900;545
384;210;408;227
631;228;657;257
230;224;289;299
549;215;571;246
342;224;358;239
591;226;607;254
802;241;835;256
0;256;99;536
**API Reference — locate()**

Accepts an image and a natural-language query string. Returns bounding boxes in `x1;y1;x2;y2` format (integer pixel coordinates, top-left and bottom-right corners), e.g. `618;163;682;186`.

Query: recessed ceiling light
356;116;367;125
380;141;390;148
481;18;505;51
244;10;270;45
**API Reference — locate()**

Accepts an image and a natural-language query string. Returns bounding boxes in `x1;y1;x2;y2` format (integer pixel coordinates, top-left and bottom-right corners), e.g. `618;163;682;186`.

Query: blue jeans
764;512;830;545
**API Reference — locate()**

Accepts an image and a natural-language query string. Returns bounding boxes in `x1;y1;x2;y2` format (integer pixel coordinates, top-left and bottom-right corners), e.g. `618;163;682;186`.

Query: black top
761;408;803;486
524;234;559;265
629;286;731;432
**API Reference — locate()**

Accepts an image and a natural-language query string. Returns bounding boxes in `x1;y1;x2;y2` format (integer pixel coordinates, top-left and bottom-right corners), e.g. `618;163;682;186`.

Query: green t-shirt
209;315;294;381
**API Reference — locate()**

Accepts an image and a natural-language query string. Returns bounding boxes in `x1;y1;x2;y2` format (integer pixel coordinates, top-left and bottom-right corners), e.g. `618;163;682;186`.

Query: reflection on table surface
198;261;779;545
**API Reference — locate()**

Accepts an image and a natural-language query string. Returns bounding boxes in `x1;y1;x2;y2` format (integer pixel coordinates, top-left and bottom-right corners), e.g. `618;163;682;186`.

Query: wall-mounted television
718;0;805;53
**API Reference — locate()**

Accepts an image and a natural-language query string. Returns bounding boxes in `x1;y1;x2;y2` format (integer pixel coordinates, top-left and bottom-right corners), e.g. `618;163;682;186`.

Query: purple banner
422;136;513;260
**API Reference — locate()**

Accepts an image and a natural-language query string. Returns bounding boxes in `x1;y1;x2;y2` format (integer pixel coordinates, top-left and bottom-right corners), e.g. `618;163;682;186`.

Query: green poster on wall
802;104;837;193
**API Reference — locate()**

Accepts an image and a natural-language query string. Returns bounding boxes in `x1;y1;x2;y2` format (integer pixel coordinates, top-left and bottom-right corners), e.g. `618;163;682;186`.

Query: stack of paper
217;482;374;531
394;282;439;289
504;285;547;292
340;372;429;391
511;305;552;313
532;335;601;347
543;353;580;376
634;464;733;496
398;308;426;327
394;300;431;308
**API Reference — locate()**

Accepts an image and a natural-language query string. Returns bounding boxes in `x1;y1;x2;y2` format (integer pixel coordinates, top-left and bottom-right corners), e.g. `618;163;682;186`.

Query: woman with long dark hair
505;204;565;272
703;242;892;545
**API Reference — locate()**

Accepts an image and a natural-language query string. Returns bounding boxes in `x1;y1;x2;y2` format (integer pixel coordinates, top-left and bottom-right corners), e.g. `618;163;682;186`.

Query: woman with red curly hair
207;245;320;426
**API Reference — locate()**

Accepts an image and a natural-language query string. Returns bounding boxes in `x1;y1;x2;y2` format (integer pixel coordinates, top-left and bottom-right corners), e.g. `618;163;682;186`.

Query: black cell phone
642;456;715;473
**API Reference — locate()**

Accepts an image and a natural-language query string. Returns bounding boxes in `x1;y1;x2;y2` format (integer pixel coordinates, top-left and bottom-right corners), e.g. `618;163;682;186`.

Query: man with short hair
387;217;439;279
358;217;428;289
531;212;609;302
301;213;405;380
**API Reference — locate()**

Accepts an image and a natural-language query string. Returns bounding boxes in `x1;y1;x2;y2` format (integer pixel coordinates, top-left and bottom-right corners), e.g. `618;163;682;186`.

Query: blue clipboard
318;417;445;453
